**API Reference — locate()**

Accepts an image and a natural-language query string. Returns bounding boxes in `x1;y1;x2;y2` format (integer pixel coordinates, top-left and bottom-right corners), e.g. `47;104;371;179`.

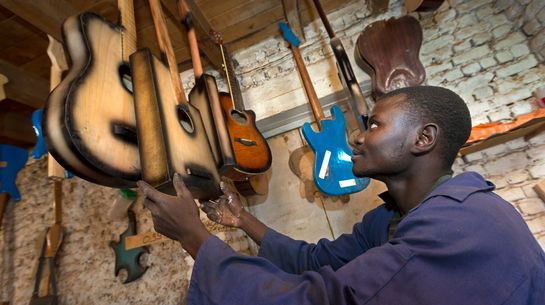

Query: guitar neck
119;0;137;62
147;0;188;104
219;43;246;111
290;45;325;128
312;0;336;39
178;0;204;79
311;0;370;131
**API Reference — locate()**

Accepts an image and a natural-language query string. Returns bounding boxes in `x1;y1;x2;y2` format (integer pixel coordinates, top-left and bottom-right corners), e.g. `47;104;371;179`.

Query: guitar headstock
279;22;300;47
210;29;223;46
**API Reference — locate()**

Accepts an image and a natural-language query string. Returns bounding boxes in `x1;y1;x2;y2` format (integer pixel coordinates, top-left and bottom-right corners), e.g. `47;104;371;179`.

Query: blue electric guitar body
32;108;73;179
0;144;28;201
32;108;47;160
280;22;369;196
302;105;369;195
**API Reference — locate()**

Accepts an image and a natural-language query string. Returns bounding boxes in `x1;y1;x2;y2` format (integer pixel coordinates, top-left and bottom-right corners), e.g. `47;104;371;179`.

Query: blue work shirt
186;172;545;304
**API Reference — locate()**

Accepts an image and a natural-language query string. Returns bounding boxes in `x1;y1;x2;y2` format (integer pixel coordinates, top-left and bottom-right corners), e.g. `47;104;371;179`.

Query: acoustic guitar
209;31;273;179
43;0;140;187
280;22;370;196
129;0;221;199
354;15;426;97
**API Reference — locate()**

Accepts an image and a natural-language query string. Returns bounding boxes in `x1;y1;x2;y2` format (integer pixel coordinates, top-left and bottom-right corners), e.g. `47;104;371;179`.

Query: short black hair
379;86;472;168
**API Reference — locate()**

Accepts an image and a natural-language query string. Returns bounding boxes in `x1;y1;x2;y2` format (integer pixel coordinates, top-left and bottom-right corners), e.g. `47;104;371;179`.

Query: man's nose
348;129;364;147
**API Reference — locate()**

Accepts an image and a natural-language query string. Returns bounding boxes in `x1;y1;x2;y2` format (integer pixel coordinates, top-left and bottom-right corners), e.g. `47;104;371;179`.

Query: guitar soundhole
119;64;133;93
177;106;195;134
231;110;247;124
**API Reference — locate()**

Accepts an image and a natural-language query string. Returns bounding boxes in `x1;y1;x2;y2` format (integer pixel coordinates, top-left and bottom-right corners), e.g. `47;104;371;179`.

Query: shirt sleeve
186;234;413;305
257;205;395;273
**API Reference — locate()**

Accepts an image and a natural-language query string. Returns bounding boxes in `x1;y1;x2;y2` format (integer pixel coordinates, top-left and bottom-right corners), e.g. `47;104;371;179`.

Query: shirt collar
378;171;495;211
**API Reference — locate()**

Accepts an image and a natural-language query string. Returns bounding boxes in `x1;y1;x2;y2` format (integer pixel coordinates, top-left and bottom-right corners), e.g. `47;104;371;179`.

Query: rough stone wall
0;158;252;304
495;0;545;61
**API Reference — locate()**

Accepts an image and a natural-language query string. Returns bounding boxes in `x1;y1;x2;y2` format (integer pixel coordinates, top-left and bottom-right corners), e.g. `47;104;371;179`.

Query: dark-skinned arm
137;174;210;258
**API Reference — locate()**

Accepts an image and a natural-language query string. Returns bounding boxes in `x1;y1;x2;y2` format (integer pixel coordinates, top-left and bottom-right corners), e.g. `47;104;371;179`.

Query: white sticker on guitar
339;179;357;188
319;150;331;179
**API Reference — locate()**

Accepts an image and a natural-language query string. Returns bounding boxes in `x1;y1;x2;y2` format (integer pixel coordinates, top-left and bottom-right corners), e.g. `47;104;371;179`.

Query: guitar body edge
43;13;139;188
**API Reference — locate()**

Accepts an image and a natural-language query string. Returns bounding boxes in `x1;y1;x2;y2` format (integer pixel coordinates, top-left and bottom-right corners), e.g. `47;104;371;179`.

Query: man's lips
351;150;362;162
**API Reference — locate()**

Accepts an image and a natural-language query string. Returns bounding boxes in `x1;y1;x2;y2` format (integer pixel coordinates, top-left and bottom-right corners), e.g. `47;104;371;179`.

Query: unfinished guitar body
130;49;221;200
188;76;235;172
43;13;140;187
355;15;425;97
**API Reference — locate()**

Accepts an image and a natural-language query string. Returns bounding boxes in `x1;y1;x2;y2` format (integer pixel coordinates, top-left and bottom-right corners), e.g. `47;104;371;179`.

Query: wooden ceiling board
20;53;52;81
208;0;279;31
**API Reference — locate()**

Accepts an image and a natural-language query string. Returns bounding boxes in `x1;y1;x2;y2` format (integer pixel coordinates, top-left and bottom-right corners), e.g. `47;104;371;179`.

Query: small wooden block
533;180;545;203
125;231;171;250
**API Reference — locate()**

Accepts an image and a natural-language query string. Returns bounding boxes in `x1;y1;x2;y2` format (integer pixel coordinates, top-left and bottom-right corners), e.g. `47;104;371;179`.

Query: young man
138;86;545;304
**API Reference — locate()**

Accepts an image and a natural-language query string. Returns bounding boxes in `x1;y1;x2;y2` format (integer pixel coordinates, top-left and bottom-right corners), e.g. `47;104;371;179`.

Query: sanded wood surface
43;13;140;186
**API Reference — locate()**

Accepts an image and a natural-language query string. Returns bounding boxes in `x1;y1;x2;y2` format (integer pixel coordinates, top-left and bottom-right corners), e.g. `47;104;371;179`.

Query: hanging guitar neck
148;0;187;104
218;42;247;112
311;0;371;131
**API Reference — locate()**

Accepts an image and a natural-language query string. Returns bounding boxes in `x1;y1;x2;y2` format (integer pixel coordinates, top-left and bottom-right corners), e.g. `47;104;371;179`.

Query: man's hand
201;179;269;245
200;179;244;227
137;173;210;257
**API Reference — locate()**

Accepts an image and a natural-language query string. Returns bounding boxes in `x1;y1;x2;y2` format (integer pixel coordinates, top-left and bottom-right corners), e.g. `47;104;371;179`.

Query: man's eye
369;122;378;129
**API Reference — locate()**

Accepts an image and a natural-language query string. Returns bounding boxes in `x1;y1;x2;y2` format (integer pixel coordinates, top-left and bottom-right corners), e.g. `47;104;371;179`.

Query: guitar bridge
235;137;257;146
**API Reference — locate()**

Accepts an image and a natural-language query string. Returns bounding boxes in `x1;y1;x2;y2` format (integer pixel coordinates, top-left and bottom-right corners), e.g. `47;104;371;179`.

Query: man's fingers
220;179;236;197
143;198;159;214
137;180;169;204
173;173;191;198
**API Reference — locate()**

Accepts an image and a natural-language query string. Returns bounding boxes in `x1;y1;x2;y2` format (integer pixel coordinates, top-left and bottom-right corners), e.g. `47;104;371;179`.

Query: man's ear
411;123;438;154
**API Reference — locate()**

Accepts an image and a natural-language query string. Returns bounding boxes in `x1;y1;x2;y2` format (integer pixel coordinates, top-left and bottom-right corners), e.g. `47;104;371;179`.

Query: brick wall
495;0;545;61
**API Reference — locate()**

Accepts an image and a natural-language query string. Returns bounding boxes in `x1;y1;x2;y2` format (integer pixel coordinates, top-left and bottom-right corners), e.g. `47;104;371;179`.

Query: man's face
350;94;420;179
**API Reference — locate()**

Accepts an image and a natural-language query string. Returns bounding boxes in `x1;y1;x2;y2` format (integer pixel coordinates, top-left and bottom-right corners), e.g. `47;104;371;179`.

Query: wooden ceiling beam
0;0;118;41
0;99;36;148
0;59;49;108
0;0;79;41
160;0;222;71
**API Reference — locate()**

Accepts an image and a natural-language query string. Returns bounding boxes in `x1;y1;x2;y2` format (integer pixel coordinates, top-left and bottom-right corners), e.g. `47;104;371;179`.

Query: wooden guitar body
188;75;235;172
355;15;425;97
405;0;445;12
219;92;272;179
302;106;370;196
130;48;221;200
43;12;140;187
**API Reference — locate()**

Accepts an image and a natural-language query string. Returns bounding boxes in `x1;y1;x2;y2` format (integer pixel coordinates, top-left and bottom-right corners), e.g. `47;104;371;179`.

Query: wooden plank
0;111;35;144
0;59;49;108
0;0;79;41
0;16;38;51
534;180;545;203
220;3;284;44
0;32;49;66
0;0;117;42
209;0;277;30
